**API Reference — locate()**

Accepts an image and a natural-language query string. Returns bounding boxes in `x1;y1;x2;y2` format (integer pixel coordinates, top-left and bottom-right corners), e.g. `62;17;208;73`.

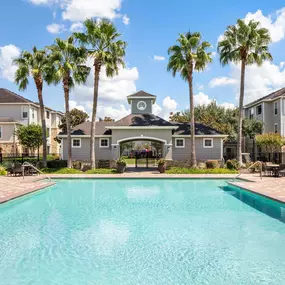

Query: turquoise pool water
0;179;285;285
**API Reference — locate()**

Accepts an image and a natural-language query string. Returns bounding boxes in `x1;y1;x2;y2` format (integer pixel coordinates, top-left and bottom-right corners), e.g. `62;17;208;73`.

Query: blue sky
1;0;285;119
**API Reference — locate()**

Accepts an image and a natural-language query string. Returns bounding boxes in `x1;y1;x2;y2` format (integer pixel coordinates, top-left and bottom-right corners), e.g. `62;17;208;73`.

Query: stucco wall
172;137;223;161
130;99;153;114
0;124;16;142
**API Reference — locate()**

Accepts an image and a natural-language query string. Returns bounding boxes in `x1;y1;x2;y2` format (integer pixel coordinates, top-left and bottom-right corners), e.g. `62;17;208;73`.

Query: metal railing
233;161;262;181
22;162;52;182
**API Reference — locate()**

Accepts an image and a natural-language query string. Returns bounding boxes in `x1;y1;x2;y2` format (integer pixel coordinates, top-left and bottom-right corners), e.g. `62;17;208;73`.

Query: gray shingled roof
0;117;18;123
0;88;35;104
172;122;224;135
113;114;174;127
127;90;156;98
59;121;113;136
244;87;285;107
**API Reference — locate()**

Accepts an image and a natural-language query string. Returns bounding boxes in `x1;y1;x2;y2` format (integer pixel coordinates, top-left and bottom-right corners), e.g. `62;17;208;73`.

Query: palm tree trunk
63;77;72;168
188;65;197;167
90;59;101;169
237;59;246;166
36;80;47;168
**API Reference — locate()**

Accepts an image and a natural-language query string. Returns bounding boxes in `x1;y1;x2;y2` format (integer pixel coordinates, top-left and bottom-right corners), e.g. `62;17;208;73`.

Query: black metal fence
0;153;61;164
224;152;285;164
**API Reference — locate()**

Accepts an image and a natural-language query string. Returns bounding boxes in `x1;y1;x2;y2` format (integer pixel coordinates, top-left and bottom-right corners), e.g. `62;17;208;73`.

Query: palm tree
14;47;51;167
218;19;272;165
167;32;212;167
74;18;126;169
47;36;90;168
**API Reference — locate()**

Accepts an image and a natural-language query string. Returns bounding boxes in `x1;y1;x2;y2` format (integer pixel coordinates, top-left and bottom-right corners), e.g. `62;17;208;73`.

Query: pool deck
0;173;285;204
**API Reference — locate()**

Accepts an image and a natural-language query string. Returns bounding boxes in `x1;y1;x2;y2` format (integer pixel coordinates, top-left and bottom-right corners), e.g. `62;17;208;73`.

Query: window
256;105;262;115
137;101;147;111
21;106;29;119
175;138;185;148
0;126;2;138
249;108;254;119
31;108;35;119
100;138;109;148
72;138;81;148
274;102;278;115
46;111;50;119
47;128;50;138
203;138;213;148
274;123;278;133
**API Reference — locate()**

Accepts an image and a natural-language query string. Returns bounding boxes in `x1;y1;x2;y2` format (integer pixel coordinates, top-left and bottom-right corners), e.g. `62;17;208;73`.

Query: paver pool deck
0;172;285;204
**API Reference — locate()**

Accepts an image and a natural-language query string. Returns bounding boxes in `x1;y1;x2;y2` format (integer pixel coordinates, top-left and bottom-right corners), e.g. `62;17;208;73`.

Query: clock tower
127;91;156;115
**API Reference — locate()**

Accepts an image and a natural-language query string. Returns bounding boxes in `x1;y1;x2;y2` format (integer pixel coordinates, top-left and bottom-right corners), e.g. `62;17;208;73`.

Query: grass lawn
166;167;239;174
42;168;118;174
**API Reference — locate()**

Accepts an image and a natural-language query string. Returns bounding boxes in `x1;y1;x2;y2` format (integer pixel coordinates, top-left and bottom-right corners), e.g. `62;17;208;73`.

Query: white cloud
244;8;285;43
194;92;212;106
280;61;285;69
231;60;285;104
69;100;87;113
122;14;130;25
70;22;84;32
46;23;65;34
97;104;130;120
194;92;235;109
209;76;238;88
62;0;123;21
196;84;204;91
153;55;165;61
153;96;178;120
28;0;56;4
217;34;224;43
0;44;21;81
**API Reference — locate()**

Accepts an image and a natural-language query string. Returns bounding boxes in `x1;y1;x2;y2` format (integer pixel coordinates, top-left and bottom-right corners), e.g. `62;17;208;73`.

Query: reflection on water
126;185;160;199
221;185;285;223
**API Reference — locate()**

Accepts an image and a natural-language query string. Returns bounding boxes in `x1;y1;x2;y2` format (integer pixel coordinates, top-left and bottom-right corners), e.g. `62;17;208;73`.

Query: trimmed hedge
226;159;239;170
47;160;67;168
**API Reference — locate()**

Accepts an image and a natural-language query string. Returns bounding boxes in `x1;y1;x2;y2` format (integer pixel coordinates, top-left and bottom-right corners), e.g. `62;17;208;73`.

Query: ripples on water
0;179;285;285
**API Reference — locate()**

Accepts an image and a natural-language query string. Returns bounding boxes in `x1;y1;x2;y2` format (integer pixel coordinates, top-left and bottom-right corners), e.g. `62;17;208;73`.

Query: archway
117;137;166;168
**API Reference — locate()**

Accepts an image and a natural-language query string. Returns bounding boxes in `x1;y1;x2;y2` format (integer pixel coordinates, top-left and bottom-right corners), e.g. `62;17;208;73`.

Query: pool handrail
233;161;262;181
22;162;52;182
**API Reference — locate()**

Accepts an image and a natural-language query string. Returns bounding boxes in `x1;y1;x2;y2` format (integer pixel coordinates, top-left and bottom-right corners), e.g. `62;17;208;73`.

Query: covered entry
116;136;167;168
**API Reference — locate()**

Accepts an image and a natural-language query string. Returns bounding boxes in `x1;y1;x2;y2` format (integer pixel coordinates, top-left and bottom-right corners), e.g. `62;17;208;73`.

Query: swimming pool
0;179;285;285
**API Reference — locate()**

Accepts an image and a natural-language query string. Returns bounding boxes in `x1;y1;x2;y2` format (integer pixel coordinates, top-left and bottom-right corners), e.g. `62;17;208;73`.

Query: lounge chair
12;163;23;176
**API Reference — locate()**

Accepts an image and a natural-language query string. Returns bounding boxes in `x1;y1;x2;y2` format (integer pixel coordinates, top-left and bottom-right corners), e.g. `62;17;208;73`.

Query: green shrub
166;167;238;174
85;168;118;174
205;160;219;169
158;158;165;165
41;168;82;174
72;161;82;170
116;157;127;166
47;160;67;168
197;162;206;169
226;159;239;170
0;166;7;176
47;154;60;161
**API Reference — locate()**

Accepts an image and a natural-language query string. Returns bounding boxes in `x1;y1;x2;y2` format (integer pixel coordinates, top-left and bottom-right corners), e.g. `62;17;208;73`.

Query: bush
166;167;238;174
72;161;82;170
205;160;219;169
47;160;67;168
197;162;206;169
226;159;239;170
47;154;60;161
0;166;7;176
116;157;127;166
41;168;82;174
158;158;165;165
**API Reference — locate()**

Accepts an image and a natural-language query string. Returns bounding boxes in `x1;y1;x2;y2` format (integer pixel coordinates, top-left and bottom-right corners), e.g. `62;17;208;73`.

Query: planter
158;164;166;173
117;163;126;173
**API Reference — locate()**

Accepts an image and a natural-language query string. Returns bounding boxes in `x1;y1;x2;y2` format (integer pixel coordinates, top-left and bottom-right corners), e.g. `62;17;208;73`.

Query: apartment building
0;88;64;155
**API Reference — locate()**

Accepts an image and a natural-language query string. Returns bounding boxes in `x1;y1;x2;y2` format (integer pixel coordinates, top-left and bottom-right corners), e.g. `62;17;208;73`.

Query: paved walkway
0;173;285;204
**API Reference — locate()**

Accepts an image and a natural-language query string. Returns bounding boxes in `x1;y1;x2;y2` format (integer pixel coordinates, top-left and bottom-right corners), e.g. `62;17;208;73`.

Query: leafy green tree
74;18;127;168
256;133;285;162
14;47;52;167
218;19;272;165
167;32;212;167
47;36;90;168
59;108;89;133
15;124;43;154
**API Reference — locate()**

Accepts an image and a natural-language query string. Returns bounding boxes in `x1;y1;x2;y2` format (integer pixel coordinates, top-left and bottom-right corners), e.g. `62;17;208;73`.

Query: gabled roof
58;121;113;136
0;88;35;104
110;114;175;127
172;122;224;136
127;90;157;103
244;87;285;108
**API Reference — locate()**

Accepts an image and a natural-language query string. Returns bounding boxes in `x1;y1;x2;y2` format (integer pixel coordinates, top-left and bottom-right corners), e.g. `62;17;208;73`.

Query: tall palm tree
74;18;126;169
47;36;90;168
14;47;51;167
218;19;272;165
167;32;212;167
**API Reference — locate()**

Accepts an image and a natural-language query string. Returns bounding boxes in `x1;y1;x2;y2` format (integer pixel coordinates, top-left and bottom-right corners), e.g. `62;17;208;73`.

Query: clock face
137;101;147;111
